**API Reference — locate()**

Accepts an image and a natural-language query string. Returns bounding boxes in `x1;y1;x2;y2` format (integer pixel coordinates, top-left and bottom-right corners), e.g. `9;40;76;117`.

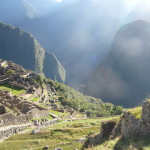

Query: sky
55;0;63;2
54;0;140;10
122;0;140;10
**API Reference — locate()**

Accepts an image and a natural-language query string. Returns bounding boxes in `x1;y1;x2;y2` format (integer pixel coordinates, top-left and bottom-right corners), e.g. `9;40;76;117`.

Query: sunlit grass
0;117;115;150
30;97;40;102
127;107;142;119
49;109;69;118
0;84;26;96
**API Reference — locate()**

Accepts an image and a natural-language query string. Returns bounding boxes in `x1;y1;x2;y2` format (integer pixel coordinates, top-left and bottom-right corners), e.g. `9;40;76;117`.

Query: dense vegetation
46;79;123;117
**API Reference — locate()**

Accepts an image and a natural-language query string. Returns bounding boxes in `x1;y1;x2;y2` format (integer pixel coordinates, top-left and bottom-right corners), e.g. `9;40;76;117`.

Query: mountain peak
0;22;66;83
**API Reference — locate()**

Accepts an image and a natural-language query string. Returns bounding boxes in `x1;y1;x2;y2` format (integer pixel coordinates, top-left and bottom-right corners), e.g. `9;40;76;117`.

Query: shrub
5;69;15;75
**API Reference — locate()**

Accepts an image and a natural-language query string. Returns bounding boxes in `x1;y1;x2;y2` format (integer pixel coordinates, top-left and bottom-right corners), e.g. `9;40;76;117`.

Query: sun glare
55;0;63;2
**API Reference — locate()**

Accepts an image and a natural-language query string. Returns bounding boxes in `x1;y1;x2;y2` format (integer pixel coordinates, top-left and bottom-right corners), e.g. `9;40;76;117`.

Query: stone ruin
106;100;150;138
0;90;50;127
0;60;41;93
119;100;150;137
0;60;52;104
86;100;150;148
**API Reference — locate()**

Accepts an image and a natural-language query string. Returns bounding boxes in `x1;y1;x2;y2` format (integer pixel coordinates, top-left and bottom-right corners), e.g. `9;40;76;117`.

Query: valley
0;0;150;150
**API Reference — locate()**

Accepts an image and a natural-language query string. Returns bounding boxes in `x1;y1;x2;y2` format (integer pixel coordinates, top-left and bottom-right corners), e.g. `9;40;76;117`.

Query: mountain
0;22;66;83
0;0;129;87
0;59;123;118
87;20;150;106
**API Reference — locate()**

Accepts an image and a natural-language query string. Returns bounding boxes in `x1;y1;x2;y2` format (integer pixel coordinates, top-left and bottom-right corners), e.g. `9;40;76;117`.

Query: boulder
43;145;49;150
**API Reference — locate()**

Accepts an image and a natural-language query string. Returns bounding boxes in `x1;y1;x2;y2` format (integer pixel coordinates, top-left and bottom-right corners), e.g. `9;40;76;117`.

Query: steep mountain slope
0;59;123;117
0;0;129;87
87;20;150;106
43;51;66;82
0;22;65;83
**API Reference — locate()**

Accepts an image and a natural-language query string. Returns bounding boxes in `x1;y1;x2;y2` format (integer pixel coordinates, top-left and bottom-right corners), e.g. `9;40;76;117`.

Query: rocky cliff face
43;51;66;83
87;20;150;106
0;22;65;82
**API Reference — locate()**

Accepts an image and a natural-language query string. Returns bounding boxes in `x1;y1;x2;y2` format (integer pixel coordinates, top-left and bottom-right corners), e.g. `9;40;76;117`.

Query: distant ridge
87;20;150;106
0;22;66;83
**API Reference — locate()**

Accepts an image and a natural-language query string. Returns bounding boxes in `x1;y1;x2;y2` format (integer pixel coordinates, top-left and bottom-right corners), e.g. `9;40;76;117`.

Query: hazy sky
55;0;63;2
54;0;140;12
122;0;140;10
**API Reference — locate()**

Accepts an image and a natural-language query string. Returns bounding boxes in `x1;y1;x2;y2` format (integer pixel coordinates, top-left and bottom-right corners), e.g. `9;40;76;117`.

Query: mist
87;20;150;106
1;0;150;106
0;0;138;87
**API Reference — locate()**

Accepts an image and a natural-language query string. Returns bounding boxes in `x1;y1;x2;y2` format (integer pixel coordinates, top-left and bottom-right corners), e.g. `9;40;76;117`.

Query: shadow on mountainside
113;136;150;150
82;121;116;150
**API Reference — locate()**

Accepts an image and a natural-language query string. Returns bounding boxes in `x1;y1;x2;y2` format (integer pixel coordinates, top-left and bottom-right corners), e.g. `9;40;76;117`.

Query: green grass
47;80;123;117
49;109;69;118
5;106;17;115
1;116;149;150
0;84;26;96
87;136;150;150
30;97;40;102
127;107;142;119
0;117;114;150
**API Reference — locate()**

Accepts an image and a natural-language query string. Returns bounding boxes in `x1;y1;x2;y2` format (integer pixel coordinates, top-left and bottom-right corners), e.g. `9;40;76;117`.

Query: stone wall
0;113;29;127
33;118;58;127
85;121;116;148
0;124;29;140
86;100;150;149
121;112;141;137
140;101;150;136
28;108;50;119
0;109;50;127
113;101;150;138
0;105;5;114
9;82;28;90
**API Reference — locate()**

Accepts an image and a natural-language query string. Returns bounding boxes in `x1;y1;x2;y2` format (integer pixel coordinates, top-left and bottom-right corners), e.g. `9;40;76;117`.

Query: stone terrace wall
116;101;150;138
0;124;29;140
121;112;141;137
140;101;150;136
0;113;29;127
28;109;50;119
0;109;50;127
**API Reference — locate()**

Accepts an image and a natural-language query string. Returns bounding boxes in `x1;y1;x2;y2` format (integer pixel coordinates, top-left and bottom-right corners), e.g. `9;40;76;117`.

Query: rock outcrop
0;22;65;83
140;101;150;136
120;112;141;137
114;100;150;138
86;121;116;147
86;100;150;148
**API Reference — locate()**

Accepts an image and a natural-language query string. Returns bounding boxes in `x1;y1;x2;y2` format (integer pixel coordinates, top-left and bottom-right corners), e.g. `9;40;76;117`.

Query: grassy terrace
0;117;115;150
127;107;142;119
0;84;26;96
86;136;150;150
30;97;40;102
0;115;149;150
